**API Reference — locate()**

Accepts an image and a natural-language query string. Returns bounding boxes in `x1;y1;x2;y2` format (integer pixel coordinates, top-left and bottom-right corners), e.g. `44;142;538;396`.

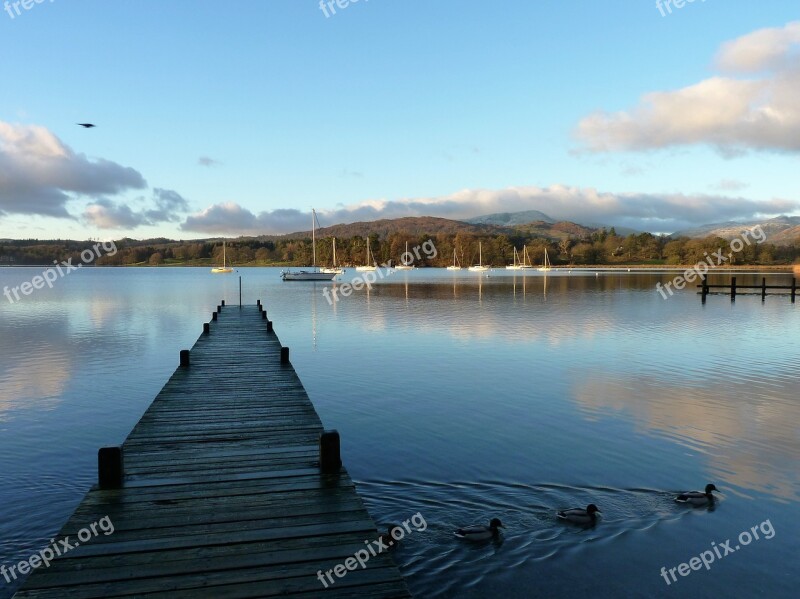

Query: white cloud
712;179;749;192
0;121;147;218
180;185;799;236
716;21;800;73
84;189;190;230
84;199;149;229
146;188;190;222
198;156;221;167
576;21;800;155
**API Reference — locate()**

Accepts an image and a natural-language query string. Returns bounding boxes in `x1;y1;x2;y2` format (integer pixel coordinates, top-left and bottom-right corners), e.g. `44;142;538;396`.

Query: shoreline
1;264;797;272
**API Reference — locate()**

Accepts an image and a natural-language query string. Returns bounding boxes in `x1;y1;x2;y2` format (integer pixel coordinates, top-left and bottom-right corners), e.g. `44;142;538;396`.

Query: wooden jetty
14;302;411;598
698;277;797;302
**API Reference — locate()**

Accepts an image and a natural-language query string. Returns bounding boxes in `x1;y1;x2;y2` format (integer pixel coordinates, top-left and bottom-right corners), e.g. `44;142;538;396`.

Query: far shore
1;263;798;272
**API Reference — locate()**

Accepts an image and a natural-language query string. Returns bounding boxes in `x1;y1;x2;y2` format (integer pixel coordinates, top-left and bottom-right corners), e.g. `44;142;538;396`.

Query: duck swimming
557;504;601;525
675;484;718;506
454;518;504;541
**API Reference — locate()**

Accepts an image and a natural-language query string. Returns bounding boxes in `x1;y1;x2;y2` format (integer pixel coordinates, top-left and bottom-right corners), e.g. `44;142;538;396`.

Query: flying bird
77;123;96;128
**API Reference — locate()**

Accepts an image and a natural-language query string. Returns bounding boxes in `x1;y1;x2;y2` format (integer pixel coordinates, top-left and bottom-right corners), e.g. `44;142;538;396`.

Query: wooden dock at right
698;276;797;302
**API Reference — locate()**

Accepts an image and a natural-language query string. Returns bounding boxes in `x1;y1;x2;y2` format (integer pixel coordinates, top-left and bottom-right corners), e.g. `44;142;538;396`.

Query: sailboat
320;237;344;274
395;241;414;270
468;242;489;271
281;209;337;281
538;248;552;272
211;240;234;273
506;247;524;270
520;245;533;269
355;240;377;271
446;247;462;270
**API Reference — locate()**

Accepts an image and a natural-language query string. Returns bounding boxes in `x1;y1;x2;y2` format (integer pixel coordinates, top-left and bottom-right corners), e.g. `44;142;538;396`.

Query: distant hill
465;210;640;236
466;210;555;226
510;220;595;240
281;215;608;242
579;224;640;236
675;216;800;246
281;216;514;240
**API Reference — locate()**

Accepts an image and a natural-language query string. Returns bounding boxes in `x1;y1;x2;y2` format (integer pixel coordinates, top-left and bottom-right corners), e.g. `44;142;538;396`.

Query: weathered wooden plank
25;539;400;589
15;564;406;599
78;474;356;506
50;517;381;558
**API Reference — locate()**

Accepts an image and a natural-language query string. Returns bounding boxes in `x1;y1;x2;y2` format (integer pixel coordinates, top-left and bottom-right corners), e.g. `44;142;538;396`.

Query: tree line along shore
1;229;799;268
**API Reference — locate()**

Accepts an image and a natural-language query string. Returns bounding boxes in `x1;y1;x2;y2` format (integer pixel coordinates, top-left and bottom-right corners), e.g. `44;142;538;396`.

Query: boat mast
312;209;316;268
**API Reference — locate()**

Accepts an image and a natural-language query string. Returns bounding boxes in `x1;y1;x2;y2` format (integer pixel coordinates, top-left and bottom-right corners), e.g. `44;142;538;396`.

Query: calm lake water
0;266;798;598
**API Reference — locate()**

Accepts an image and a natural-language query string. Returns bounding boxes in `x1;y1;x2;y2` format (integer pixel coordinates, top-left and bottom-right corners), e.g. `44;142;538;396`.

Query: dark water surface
0;267;797;598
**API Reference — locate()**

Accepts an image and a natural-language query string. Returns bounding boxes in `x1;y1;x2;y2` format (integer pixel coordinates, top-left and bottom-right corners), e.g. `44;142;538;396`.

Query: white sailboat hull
211;240;233;273
282;209;338;282
470;242;488;271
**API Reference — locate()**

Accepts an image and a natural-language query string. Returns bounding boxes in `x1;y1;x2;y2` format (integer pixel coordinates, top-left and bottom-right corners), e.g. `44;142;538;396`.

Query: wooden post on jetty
320;430;342;473
97;446;124;489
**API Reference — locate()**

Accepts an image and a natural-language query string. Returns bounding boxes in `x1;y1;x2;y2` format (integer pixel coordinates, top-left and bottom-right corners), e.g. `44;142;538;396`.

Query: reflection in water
311;282;317;350
0;311;73;421
574;373;800;501
1;267;797;599
0;354;68;420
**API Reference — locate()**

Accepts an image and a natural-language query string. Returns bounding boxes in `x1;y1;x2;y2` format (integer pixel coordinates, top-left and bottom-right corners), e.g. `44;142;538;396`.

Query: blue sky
1;0;799;239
